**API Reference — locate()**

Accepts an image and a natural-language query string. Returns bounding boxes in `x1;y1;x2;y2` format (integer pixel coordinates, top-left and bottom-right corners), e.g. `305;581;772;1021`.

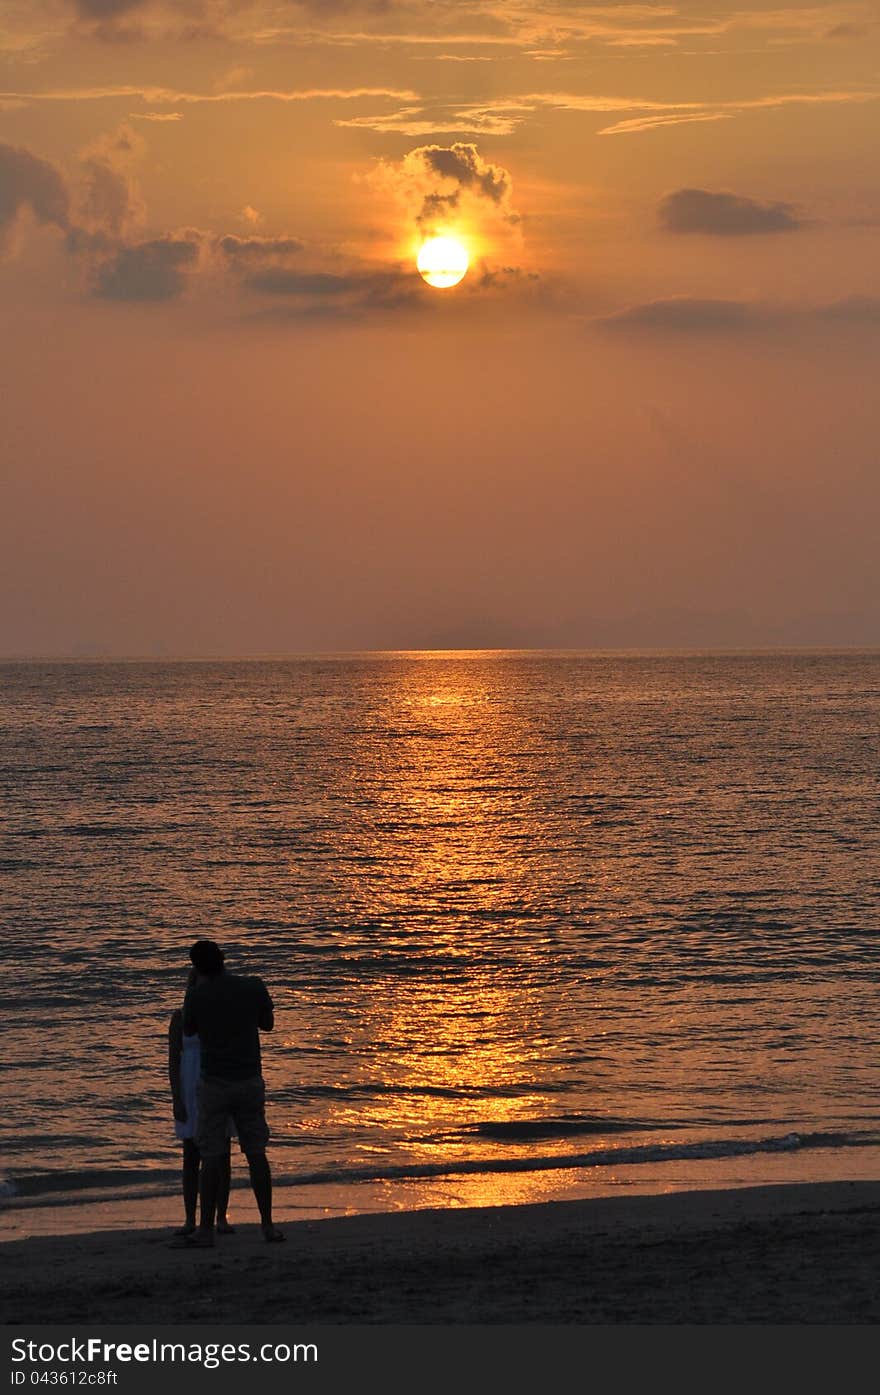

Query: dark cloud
659;188;803;236
375;142;520;238
217;233;306;261
417;190;460;231
65;226;116;256
289;0;394;11
0;144;70;247
72;0;147;17
72;0;395;28
0;132;199;302
600;295;880;333
241;252;543;321
478;263;539;290
71;0;224;42
2;134;533;318
243;264;423;316
91;234;201;300
246;268;361;296
420;143;511;205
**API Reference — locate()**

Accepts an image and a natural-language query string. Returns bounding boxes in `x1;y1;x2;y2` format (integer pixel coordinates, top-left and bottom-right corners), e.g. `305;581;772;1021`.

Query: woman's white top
174;1032;202;1141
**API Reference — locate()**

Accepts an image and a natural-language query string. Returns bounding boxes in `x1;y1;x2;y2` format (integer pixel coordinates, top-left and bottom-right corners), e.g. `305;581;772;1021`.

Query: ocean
1;652;878;1222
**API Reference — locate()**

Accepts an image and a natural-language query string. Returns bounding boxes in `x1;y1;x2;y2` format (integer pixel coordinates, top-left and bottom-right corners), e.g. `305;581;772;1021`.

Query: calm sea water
1;653;878;1213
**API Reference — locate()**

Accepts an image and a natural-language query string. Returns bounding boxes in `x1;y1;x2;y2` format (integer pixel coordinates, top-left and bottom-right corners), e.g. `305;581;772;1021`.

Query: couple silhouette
168;939;284;1247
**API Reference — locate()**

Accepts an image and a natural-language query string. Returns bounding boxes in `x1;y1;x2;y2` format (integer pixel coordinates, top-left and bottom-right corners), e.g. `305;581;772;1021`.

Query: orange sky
1;2;878;654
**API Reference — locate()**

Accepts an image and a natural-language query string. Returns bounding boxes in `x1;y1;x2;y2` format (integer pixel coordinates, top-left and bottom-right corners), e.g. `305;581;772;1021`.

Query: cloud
7;75;877;147
1;135;413;314
529;85;880;134
0;132;516;320
604;88;880;134
417;190;461;227
599;294;880;333
64;225;116;256
242;263;426;318
217;233;306;261
91;233;202;300
0;84;419;108
72;0;146;16
240;253;542;321
7;1;875;56
659;188;804;236
117;2;861;53
370;142;520;236
598;112;731;136
420;143;511;204
0;143;70;249
336;106;523;136
245;268;387;296
477;263;539;290
76;123;146;237
285;1;397;12
78;159;138;235
0;133;201;301
343;80;880;139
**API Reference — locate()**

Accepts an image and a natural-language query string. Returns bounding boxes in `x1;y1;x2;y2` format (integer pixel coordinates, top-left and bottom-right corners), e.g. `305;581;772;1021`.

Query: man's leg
245;1151;283;1241
234;1076;283;1242
216;1139;234;1234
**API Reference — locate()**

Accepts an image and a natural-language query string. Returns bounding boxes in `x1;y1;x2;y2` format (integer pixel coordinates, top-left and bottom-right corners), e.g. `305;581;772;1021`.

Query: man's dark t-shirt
183;973;274;1081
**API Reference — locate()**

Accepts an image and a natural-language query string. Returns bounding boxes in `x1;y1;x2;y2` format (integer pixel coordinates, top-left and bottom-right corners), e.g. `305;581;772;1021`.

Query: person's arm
182;986;197;1037
168;1011;187;1122
257;980;274;1032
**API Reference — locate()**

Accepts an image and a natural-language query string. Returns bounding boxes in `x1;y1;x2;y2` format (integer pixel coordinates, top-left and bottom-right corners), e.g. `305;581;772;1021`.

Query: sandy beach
2;1181;878;1325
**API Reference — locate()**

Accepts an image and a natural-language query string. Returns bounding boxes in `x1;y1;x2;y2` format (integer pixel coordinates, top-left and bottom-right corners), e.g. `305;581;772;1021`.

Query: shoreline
3;1179;879;1324
4;1138;880;1241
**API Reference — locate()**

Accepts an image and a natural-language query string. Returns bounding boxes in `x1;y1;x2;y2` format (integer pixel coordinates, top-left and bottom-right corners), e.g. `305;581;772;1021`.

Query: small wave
274;1129;875;1189
2;1167;178;1201
4;1130;876;1211
469;1115;665;1142
62;824;150;838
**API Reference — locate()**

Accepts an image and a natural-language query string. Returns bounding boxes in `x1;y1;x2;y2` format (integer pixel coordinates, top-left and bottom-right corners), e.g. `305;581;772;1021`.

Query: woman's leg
216;1138;234;1232
178;1139;200;1233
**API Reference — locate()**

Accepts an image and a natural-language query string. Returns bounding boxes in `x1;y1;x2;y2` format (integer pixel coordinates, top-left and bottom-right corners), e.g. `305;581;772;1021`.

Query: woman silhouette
168;970;234;1236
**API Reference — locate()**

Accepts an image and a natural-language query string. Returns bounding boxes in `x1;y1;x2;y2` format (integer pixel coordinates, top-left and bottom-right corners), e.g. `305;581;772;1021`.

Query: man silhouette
174;939;284;1246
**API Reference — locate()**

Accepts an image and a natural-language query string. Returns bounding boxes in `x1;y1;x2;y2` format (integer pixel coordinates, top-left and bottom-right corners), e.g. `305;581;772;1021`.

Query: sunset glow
0;2;877;655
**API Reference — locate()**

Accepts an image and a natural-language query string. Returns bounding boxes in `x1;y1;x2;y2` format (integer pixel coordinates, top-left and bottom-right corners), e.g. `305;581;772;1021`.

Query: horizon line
3;645;880;663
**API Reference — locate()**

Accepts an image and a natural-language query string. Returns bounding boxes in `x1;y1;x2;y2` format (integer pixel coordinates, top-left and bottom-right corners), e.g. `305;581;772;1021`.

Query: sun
417;236;469;289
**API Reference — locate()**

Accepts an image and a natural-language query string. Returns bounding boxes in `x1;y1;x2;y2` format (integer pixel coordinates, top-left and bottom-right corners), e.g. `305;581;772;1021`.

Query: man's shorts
196;1074;270;1159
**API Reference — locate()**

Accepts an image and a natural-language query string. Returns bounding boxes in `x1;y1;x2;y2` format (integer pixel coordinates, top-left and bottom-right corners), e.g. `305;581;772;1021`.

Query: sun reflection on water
302;659;576;1197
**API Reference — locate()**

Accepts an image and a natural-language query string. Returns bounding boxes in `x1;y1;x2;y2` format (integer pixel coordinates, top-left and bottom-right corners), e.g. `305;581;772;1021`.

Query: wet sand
2;1180;879;1324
